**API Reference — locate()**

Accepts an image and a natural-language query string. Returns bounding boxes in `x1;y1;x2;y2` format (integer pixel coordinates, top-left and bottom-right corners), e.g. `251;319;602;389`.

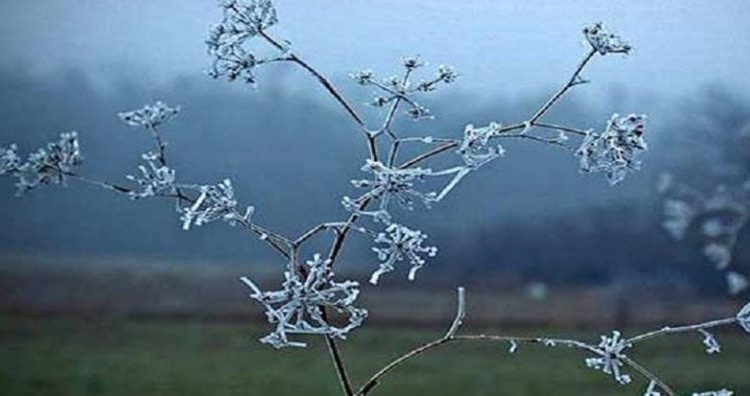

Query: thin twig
529;49;597;123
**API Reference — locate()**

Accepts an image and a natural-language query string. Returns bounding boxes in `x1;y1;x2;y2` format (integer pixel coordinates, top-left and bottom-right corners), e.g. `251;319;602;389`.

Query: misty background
1;0;749;296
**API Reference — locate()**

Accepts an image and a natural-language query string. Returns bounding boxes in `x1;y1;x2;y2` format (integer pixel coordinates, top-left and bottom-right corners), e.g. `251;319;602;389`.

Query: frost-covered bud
345;160;437;220
402;55;424;70
699;329;721;354
737;301;750;334
585;331;632;385
692;390;734;396
180;179;252;230
208;46;260;84
370;96;389;107
726;272;749;295
382;75;402;90
583;23;632;55
15;132;83;194
119;101;180;129
457;122;505;168
351;69;374;85
126;152;177;199
370;223;438;284
407;105;432;120
0;144;21;175
437;64;458;83
241;253;367;349
206;0;279;85
576;113;647;185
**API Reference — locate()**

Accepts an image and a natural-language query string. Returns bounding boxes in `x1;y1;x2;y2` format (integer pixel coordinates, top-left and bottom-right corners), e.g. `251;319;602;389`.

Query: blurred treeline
0;66;748;296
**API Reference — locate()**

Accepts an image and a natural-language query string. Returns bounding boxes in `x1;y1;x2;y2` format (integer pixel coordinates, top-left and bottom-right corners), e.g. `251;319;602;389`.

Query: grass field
0;314;748;395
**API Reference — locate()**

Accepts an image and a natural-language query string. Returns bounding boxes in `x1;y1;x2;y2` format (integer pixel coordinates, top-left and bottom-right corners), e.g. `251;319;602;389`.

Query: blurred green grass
0;314;748;396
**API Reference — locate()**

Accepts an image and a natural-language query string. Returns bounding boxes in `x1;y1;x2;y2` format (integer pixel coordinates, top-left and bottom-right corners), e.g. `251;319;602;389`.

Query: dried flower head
576;113;647;185
180;179;253;230
240;254;367;348
206;0;280;84
344;159;437;219
119;101;180;129
126;152;177;199
457;122;506;168
585;330;632;385
370;223;438;284
583;23;632;55
16;132;83;194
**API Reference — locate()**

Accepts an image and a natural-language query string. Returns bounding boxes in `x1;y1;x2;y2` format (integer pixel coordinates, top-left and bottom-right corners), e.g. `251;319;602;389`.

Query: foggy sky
1;0;749;99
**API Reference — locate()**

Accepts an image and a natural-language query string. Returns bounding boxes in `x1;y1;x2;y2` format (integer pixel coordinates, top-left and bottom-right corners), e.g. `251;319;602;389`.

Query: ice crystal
576;113;647;185
583;23;632;55
585;331;632;385
344;160;437;219
457;122;505;168
240;254;367;348
126;152;177;199
15;132;83;194
699;329;721;354
206;0;280;84
180;179;253;230
0;144;20;176
370;223;438;285
737;302;750;334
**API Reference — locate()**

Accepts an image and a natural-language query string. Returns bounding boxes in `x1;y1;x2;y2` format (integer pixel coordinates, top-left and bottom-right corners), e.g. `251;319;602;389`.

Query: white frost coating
14;132;83;194
350;60;458;121
699;329;721;354
240;253;367;349
583;23;632;55
584;330;632;385
206;0;280;85
370;223;437;284
737;302;750;334
344;159;437;218
457;123;505;168
576;113;647;185
126;152;177;199
0;144;20;176
180;179;253;230
118;101;180;129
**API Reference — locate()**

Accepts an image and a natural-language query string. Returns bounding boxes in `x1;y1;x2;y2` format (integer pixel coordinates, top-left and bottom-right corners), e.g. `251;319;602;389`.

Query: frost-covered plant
240;254;366;348
9;132;83;194
584;331;633;385
576;113;648;185
659;175;750;295
583;22;632;55
2;1;747;395
370;223;438;284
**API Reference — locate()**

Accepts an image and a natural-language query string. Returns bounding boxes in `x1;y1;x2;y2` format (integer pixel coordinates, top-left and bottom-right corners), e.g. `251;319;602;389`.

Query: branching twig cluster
2;1;748;395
